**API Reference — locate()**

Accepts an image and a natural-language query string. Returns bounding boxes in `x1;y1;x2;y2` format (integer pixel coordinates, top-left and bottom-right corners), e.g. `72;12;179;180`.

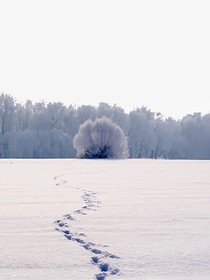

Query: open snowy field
1;159;210;280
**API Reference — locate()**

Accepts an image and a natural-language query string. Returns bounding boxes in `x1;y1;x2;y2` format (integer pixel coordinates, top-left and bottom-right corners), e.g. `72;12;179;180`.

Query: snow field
1;159;210;279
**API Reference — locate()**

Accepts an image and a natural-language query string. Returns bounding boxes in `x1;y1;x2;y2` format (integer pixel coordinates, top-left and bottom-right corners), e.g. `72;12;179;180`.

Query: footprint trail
54;176;120;279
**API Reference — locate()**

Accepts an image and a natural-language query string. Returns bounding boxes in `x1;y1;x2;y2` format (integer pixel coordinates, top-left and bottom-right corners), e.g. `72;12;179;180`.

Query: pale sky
0;0;210;120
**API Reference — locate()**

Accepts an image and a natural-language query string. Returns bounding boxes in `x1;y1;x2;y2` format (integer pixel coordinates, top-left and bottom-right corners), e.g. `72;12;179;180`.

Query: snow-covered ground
1;159;210;280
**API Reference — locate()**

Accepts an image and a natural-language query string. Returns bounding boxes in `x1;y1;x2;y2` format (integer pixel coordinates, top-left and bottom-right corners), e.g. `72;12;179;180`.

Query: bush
73;117;128;159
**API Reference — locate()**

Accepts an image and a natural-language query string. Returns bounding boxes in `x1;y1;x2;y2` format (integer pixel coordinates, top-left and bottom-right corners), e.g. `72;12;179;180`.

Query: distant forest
0;93;210;159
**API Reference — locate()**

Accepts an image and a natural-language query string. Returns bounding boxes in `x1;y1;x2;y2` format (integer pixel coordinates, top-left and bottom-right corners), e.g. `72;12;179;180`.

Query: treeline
0;94;210;159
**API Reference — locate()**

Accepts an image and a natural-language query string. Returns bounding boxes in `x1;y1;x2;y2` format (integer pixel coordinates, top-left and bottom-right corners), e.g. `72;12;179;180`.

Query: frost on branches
73;117;129;159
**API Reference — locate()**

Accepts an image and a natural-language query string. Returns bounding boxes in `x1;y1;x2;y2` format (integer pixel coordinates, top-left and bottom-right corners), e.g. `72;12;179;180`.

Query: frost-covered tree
0;94;15;157
73;117;129;159
128;107;156;158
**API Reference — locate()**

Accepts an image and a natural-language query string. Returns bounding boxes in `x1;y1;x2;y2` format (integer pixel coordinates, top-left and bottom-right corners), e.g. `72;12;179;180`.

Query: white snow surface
1;159;210;280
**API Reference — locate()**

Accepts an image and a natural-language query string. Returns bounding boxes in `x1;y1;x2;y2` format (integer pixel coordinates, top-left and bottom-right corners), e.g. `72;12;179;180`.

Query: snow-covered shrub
73;117;129;159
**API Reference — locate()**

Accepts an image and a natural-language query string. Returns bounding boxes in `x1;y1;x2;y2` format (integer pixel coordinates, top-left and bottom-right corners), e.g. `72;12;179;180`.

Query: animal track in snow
54;179;120;279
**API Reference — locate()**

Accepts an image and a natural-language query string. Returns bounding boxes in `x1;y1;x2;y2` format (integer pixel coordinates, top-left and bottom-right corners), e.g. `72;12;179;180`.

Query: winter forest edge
0;94;210;159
